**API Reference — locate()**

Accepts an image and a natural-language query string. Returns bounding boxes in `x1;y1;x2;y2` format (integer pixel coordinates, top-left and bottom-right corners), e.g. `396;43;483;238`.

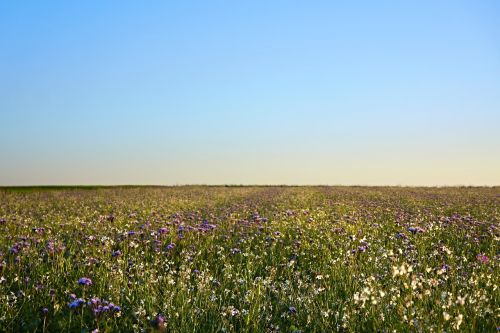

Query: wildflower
288;306;297;314
227;306;240;316
78;277;92;286
453;314;463;330
111;250;122;257
89;297;100;306
41;307;49;315
69;298;85;309
408;227;424;234
165;243;175;251
395;232;407;239
230;248;241;255
476;253;490;264
151;314;166;330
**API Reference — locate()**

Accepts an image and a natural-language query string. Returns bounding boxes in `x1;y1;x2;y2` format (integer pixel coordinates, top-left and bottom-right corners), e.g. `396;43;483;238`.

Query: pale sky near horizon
1;1;499;186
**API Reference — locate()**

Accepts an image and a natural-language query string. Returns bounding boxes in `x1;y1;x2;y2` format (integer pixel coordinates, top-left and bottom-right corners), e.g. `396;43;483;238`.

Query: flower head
151;314;166;330
69;298;85;309
476;253;490;264
78;277;92;286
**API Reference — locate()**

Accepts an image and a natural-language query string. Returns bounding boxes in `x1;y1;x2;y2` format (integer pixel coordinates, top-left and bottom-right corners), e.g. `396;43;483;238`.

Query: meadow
0;186;498;332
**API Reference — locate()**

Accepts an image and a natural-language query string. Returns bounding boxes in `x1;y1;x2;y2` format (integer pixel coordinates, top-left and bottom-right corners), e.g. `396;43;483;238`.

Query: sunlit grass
0;186;498;332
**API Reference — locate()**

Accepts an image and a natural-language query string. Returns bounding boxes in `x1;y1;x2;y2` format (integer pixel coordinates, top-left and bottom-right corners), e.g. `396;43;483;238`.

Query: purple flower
158;227;169;234
78;277;92;286
441;264;451;272
69;298;85;309
41;307;49;315
288;306;297;314
408;227;424;234
88;298;121;317
166;243;175;251
358;245;368;253
151;314;166;329
46;241;55;252
111;250;122;257
476;253;490;264
395;232;407;239
89;297;101;306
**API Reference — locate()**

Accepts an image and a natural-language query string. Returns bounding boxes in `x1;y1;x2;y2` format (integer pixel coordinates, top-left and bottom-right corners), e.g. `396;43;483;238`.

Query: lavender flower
78;277;92;286
476;253;490;264
151;314;166;330
69;298;85;309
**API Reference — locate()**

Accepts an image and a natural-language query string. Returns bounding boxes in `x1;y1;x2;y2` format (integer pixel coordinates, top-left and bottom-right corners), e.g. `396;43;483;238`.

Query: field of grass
0;186;498;332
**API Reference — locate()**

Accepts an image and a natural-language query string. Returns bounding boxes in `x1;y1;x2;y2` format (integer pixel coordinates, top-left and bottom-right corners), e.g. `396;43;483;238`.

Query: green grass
0;186;498;332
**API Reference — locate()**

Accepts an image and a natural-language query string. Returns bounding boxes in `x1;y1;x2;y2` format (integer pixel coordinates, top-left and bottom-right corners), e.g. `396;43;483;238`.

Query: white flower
456;296;466;306
453;314;463;329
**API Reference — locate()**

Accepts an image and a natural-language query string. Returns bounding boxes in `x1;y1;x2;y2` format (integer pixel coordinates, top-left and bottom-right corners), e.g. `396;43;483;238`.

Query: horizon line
1;184;498;189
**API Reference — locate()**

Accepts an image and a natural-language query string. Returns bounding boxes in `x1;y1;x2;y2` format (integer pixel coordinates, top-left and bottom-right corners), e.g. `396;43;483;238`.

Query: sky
1;1;499;186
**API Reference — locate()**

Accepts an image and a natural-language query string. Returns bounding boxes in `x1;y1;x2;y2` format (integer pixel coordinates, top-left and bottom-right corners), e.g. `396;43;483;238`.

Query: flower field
0;186;498;332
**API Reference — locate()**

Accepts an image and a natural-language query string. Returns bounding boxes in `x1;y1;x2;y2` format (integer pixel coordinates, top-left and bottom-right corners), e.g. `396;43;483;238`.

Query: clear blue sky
1;1;499;185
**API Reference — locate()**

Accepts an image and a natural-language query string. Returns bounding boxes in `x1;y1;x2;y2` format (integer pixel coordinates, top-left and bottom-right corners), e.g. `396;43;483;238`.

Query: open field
0;186;498;332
